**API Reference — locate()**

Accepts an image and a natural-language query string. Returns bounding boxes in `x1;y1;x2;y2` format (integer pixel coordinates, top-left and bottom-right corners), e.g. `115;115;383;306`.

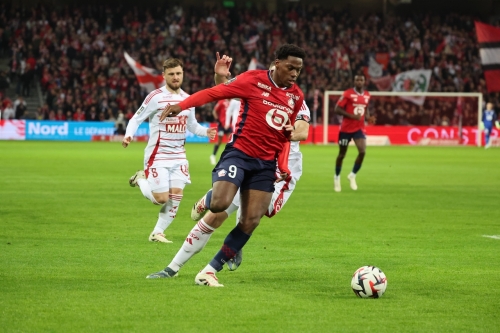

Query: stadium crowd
0;3;498;127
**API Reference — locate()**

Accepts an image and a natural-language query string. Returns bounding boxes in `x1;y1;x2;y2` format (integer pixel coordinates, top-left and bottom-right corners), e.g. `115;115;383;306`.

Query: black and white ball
351;266;387;298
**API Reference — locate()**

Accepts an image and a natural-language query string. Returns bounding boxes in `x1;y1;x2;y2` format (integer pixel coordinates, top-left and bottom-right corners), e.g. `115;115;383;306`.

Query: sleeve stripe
145;89;162;104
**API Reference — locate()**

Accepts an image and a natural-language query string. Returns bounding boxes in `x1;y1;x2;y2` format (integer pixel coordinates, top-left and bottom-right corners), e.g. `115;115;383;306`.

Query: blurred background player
481;102;499;149
226;98;240;129
122;58;216;243
210;98;232;165
146;61;311;281
333;75;372;192
158;44;306;287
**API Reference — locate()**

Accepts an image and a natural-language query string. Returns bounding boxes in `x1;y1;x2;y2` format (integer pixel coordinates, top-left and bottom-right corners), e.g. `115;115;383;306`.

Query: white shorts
145;163;191;193
226;157;302;217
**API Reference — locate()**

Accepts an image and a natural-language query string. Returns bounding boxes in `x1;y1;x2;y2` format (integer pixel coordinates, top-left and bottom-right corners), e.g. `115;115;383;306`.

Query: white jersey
290;101;310;161
125;86;208;168
226;98;241;130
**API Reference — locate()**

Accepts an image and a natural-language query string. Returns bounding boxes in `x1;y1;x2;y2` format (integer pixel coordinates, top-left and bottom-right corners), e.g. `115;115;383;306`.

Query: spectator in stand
115;110;126;134
45;88;57;111
124;107;134;123
55;109;66;121
13;96;26;112
2;101;15;120
15;101;27;119
36;104;50;120
86;106;99;121
73;107;86;121
21;63;35;97
108;73;119;98
2;4;496;126
0;71;10;95
105;108;116;121
15;57;26;96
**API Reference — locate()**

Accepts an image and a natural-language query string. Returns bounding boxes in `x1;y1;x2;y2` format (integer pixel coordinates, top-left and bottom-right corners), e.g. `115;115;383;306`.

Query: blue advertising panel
25;121;209;142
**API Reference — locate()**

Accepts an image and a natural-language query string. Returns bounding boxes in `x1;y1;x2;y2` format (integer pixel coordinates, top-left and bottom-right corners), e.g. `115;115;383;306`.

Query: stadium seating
1;4;497;126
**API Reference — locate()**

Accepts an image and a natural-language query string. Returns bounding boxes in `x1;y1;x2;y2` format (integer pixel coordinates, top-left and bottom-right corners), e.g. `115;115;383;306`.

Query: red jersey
179;70;304;160
73;112;85;121
214;99;230;126
108;77;119;90
119;78;129;91
336;88;371;133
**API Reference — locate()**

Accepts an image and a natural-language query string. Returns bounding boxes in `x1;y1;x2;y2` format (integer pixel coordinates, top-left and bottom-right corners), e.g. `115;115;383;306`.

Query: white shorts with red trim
145;162;191;193
225;157;302;218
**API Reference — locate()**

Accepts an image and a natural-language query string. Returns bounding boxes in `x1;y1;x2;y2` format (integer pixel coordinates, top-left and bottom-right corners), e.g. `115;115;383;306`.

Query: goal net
322;91;483;146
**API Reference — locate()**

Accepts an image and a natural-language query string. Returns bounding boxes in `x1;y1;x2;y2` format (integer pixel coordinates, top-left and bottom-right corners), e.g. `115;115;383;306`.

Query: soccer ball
351;265;387;298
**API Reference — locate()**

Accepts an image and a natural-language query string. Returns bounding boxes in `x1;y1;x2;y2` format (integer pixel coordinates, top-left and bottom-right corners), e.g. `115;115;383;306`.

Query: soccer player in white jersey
226;98;240;130
146;57;310;283
122;58;216;243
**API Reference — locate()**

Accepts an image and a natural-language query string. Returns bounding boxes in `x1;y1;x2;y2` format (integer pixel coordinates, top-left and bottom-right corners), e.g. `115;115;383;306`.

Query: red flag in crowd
370;75;393;91
124;52;164;93
335;53;350;71
243;35;260;52
475;21;500;92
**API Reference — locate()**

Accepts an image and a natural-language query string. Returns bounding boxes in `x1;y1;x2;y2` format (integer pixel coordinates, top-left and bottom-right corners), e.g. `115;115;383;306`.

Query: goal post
322;91;483;146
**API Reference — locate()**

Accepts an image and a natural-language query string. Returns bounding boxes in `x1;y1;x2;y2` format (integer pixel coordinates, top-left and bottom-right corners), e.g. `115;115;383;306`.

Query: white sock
152;194;182;235
348;172;356;178
236;207;241;226
334;175;340;180
137;179;160;205
168;219;215;272
200;264;218;274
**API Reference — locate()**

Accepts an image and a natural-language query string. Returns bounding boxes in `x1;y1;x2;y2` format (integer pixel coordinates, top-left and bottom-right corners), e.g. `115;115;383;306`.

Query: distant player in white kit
122;58;216;243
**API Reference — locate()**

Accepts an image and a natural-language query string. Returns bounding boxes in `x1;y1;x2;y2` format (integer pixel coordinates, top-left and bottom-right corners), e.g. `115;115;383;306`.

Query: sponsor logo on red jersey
257;82;272;91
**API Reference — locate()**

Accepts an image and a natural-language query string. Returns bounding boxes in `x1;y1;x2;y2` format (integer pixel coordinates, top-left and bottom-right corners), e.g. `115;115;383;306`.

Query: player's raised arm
214;52;232;85
160;72;250;122
159;86;234;121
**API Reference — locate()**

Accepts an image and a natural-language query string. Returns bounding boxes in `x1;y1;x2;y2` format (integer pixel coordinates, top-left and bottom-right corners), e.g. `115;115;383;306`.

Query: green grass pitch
1;141;499;332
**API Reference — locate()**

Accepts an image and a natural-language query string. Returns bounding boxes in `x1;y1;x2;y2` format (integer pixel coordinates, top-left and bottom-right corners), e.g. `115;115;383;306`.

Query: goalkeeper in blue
482;102;500;149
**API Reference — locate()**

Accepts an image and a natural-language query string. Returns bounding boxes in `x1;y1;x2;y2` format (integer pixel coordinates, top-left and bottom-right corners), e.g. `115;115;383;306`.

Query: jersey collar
353;88;364;95
268;70;289;90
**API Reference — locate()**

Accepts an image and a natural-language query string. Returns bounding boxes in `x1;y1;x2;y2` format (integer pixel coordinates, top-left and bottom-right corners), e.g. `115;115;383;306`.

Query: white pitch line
482;235;500;240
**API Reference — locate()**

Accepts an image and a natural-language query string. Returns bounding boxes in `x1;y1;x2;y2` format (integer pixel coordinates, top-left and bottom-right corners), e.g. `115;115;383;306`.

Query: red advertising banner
306;125;490;146
0;121;491;146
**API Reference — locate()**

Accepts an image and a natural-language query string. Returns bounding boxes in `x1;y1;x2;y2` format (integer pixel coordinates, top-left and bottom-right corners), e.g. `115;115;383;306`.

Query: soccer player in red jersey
159;44;306;286
210;98;233;165
333;75;372;192
146;60;310;282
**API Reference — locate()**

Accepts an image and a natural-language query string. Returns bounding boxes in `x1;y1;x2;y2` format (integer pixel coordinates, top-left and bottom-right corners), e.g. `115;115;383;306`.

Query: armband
295;114;311;123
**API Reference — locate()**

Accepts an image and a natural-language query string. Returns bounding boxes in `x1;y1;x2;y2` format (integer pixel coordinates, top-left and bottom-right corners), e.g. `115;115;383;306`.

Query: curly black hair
275;44;306;60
